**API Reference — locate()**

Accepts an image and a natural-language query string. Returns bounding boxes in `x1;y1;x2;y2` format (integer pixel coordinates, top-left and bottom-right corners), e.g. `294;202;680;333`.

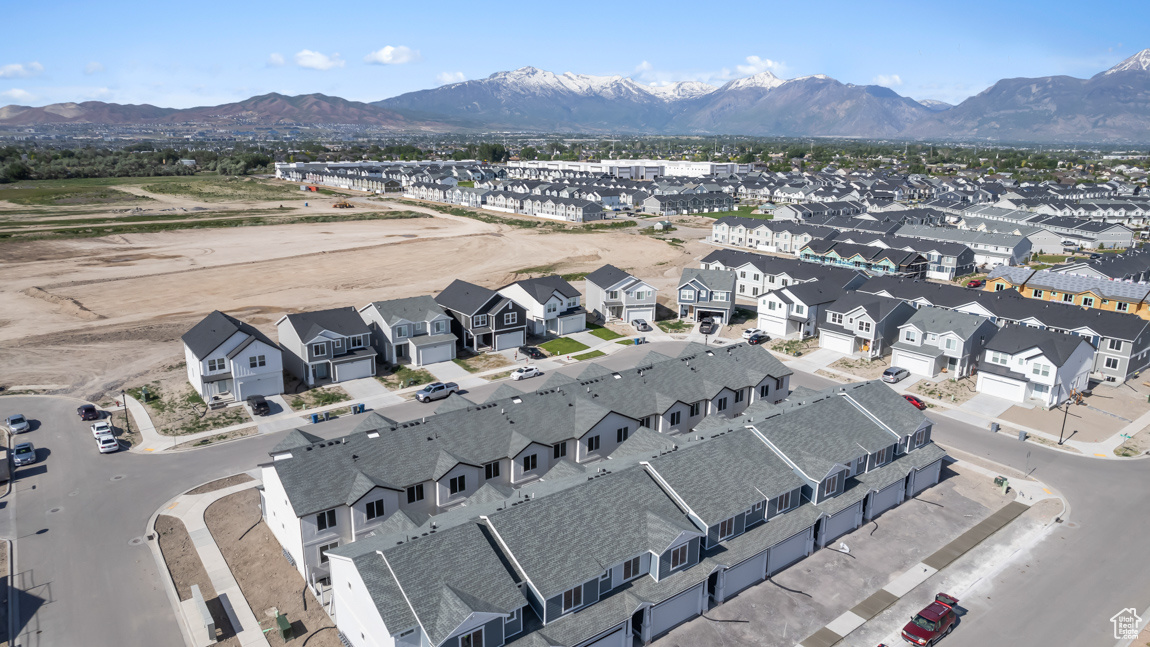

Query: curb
147;491;199;647
5;537;13;647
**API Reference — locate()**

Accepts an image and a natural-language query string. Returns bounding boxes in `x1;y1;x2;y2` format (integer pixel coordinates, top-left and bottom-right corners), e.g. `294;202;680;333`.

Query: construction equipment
333;200;354;209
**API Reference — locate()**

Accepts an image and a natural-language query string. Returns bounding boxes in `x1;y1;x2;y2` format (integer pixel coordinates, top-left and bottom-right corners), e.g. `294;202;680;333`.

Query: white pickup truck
415;382;459;403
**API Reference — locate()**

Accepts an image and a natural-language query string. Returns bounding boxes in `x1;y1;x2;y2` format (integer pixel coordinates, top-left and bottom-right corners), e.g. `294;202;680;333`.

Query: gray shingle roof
983;324;1093;367
181;310;276;358
897;307;993;341
584;264;631;289
503;275;581;304
436;279;499;316
679;267;736;293
281;307;371;342
364;295;449;327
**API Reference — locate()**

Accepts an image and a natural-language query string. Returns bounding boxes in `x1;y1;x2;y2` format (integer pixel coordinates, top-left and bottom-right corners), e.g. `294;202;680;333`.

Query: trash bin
1018;429;1027;442
323;411;331;421
993;476;1007;487
990;422;999;433
309;413;319;424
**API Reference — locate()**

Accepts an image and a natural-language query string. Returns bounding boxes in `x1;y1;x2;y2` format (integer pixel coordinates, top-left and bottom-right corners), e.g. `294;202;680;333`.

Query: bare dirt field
154;515;239;647
0;179;708;402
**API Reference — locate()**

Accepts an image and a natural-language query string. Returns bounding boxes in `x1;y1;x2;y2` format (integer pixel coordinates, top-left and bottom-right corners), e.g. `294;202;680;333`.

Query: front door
312;363;329;380
217;379;232;395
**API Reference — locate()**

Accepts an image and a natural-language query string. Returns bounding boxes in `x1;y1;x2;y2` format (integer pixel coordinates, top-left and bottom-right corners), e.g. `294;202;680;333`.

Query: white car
742;328;764;339
91;420;115;439
97;435;120;454
511;366;542;381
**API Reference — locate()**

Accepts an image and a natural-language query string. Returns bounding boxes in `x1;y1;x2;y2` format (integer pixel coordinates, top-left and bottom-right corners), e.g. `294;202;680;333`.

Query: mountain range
3;50;1150;143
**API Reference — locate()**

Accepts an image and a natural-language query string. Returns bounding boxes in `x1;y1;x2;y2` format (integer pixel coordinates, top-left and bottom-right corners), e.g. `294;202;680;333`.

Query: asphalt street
0;363;1144;647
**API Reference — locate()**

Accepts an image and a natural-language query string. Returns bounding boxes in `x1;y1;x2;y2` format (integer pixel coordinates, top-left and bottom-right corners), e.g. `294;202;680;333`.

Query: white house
358;296;457;367
497;275;586;336
584;264;658;324
181;310;284;404
758;283;847;339
975;325;1094;408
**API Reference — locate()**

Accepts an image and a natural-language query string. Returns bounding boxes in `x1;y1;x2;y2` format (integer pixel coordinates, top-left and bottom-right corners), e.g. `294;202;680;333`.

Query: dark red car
966;279;983;288
901;593;958;645
77;404;100;420
903;394;927;410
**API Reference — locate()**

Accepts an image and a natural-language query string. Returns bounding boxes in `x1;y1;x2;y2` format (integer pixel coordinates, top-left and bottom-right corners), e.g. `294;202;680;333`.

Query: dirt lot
999;396;1142;444
0;179;707;403
154;515;238;647
911;376;979;405
205;488;340;647
827;355;891;379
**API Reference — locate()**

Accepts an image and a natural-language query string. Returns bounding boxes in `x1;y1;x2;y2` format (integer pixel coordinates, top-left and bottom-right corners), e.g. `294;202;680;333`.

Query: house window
875;446;890;465
1105;357;1120;370
562;586;583;612
716;397;728;412
768;301;777;311
669;544;689;569
669;411;681;426
249;355;266;369
473;314;488;328
406;484;424;503
689;402;701;417
858;321;872;333
824;473;841;496
546;303;558;314
449;475;466;495
618;426;631;441
995;284;1005;291
333;338;343;350
989;351;1009;365
1031;289;1043;298
1082;297;1095;307
553;443;567;459
793;304;806;316
914;428;926;447
713;292;728;302
365;499;384;520
318;541;339;565
944;338;957;351
568;298;578;308
459;628;484;647
608;290;619;300
1062;293;1075;303
433;320;447;334
734;389;745;404
680;289;695;301
504;312;518;326
718;518;735;540
312;343;327;356
207;358;225;371
587;435;601;452
623;556;641;581
522;454;538;471
1118;302;1130;312
1031;363;1051;377
485;461;501;480
759;384;770;398
904;331;917;343
316;510;336;531
776;490;791;512
1109;339;1122;351
350;336;365;349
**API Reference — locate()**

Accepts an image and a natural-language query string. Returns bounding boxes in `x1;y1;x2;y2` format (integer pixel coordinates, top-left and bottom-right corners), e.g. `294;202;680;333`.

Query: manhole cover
47;507;61;514
128;537;145;546
68;490;79;497
111;475;125;481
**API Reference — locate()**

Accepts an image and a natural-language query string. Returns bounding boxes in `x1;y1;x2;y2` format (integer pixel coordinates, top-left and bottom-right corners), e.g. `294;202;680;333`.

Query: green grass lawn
540;337;590;356
586;323;623;341
456;180;475;188
703;204;771;219
573;350;606;361
1032;254;1071;264
656;319;692;333
376;366;436;390
616;339;636;346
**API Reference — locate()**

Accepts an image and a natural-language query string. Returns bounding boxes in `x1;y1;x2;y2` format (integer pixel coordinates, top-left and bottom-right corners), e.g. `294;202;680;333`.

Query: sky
2;0;1148;110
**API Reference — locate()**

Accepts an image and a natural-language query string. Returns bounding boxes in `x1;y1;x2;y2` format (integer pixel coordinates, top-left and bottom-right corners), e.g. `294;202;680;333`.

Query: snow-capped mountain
916;99;953;112
719;71;785;92
644;81;717;101
1100;48;1150;76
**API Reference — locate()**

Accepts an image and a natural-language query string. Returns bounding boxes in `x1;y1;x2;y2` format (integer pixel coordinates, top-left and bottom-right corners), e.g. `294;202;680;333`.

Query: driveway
960;392;1021;418
339;376;392;400
426;360;471;382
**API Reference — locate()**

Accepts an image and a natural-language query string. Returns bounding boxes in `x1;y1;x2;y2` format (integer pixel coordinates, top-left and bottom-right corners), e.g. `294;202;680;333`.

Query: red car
901;593;958;645
903;394;927;410
77;404;101;420
966;279;984;288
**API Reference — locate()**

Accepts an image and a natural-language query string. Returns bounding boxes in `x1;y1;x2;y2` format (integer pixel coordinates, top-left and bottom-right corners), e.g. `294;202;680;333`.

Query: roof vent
367;431;379;439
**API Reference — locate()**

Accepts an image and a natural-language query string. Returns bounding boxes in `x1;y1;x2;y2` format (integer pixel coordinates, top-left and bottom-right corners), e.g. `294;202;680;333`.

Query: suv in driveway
247;394;271;416
631;319;651;332
698;318;717;335
883;367;910;383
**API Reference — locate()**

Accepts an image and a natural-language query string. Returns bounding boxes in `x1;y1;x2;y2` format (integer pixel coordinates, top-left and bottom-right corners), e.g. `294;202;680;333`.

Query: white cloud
267;53;285;67
364;46;421;65
436;71;466;85
736;56;784;76
873;74;903;87
84;61;105;75
636;61;653;72
0;62;44;79
0;88;35;102
294;50;345;71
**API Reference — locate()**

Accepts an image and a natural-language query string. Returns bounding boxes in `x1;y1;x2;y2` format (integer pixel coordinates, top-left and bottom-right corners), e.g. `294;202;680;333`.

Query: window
312;343;327;356
875;446;890;465
759;383;772;399
366;499;384;520
318;541;339;565
406;484;424;503
473;314;488;328
546;303;558;314
618;426;632;442
1082;297;1095;307
522;454;538;471
562;586;583;612
459;628;484;647
334;338;343;350
776;490;792;512
944;338;957;351
713;292;728;302
914;428;926;448
716;397;728;412
1031;289;1043;298
623;556;641;580
1062;293;1075;303
989;351;1009;365
824;472;841;496
734;389;745;404
858;321;872;333
794;304;806;316
768;301;777;311
207;358;225;371
904;330;917;343
995;283;1005;291
752;500;765;513
680;289;695;301
1105;357;1120;370
587;435;601;452
449;475;466;495
1109;338;1122;351
553;443;567;459
669;411;681;426
1032;383;1050;394
248;355;266;369
485;461;501;480
1118;302;1130;312
689;402;701;417
830;312;844;325
567;298;578;308
316;509;337;531
1031;363;1051;377
718;518;735;540
670;544;689;569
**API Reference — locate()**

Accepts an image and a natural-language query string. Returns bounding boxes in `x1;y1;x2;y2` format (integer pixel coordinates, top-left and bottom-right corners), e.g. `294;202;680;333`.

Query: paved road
792;371;1150;647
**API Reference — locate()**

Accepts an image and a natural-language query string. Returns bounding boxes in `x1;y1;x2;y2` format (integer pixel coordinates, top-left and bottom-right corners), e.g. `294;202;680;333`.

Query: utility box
990;422;999;433
1018;429;1027;442
994;476;1007;487
276;613;294;642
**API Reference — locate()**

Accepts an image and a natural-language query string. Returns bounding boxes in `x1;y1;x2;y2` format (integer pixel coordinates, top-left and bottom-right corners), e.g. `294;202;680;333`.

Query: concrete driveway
426;360;471;382
339;376;392;400
961;392;1021;418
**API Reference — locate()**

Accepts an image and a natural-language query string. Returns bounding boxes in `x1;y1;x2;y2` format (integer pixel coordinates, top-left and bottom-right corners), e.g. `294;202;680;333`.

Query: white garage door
892;350;935;378
822;501;863;545
820;331;855;355
869;480;904;519
978;374;1026;402
625;307;654;324
235;374;283;400
494;330;524;351
649;584;702;637
335;359;373;382
767;529;810;575
910;459;943;496
559;315;585;335
724;553;767;598
417;343;453;366
580;627;627;647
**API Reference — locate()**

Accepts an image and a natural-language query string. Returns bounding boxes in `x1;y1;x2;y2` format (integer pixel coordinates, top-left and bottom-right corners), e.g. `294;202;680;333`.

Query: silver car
6;414;30;434
882;367;910;383
13;442;36;467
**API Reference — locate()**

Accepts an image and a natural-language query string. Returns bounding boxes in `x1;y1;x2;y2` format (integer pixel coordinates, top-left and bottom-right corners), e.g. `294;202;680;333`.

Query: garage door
821;501;863;545
868;480;904;520
494;330;525;351
910;459;943;497
977;373;1026;402
892;350;935;378
559;315;585;335
625;308;654;324
418;343;453;366
767;529;810;575
235;374;283;400
649;584;702;637
820;331;855;355
724;553;766;599
580;626;627;647
335;358;373;382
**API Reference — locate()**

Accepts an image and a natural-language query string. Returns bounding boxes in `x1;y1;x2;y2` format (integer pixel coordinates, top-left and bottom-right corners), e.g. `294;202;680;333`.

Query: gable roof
502;275;581;304
897;307;993;340
983;324;1092;367
182;310;276;358
584;264;632;289
280;306;370;341
363;295;449;326
679;267;736;292
436;279;499;316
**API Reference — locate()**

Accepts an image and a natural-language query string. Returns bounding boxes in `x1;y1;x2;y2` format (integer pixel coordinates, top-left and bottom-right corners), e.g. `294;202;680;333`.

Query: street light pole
122;389;131;436
1058;399;1069;445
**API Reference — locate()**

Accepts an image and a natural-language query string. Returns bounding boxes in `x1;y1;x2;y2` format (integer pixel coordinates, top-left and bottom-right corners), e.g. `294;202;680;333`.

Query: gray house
277;307;376;386
436;279;530;352
890;308;998;378
819;292;917;358
358;295;457;367
677;268;737;324
584;264;658;324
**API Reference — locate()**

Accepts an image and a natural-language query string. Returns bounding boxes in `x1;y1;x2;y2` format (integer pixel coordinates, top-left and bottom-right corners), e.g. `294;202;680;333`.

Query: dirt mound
22;286;106;321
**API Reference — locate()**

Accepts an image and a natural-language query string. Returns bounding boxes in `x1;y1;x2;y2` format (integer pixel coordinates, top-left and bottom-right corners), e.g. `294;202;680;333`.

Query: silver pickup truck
415;382;459;403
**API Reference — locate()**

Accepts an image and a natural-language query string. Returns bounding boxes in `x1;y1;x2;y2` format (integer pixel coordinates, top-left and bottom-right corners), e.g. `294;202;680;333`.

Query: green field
0;184;152;206
540;338;590;356
141;176;307;202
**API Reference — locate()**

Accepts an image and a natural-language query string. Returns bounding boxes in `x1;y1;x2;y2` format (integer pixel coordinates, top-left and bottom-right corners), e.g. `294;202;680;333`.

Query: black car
246;394;270;416
519;345;546;360
77;404;100;421
698;318;717;335
747;333;769;345
1089;253;1103;260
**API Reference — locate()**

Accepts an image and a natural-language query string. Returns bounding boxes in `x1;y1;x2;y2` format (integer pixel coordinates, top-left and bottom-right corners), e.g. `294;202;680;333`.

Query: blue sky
2;0;1147;109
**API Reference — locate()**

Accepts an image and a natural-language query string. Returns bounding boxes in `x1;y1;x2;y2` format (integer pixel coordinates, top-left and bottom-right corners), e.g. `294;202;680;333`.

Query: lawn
656;319;692;333
0;184;153;206
1031;254;1071;264
540;337;590;356
573;350;606;361
376;365;436;390
616;339;636;346
586;323;623;341
703;205;771;220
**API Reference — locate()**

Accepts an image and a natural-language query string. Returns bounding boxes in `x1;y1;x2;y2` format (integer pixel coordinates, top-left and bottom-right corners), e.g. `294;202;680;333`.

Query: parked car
91;420;115;439
518;345;546;360
742;328;764;339
631;319;651;332
965;279;983;288
883;367;910;383
12;442;36;467
246;394;270;416
5;414;29;434
97;435;120;454
747;333;769;345
1061;239;1077;247
511;366;542;381
415;382;458;403
904;394;928;410
698;318;717;335
77;404;100;421
1089;253;1103;260
901;593;959;645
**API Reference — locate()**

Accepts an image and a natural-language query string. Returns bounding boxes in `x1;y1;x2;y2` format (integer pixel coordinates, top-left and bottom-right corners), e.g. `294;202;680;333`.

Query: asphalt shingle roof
281;306;370;342
364;295;449;327
181;310;276;358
